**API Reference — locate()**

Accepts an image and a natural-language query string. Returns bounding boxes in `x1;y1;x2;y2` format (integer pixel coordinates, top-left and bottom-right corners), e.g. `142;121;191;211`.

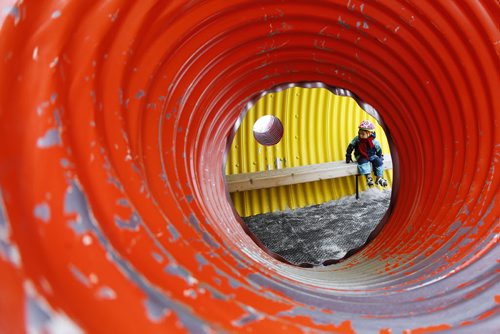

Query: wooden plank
226;157;393;192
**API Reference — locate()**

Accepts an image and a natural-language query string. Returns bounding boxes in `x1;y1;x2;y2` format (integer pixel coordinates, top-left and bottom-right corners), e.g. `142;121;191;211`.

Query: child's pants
357;156;384;177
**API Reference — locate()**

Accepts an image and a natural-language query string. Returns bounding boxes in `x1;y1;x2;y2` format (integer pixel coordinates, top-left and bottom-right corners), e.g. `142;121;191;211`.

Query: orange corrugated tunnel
0;1;498;333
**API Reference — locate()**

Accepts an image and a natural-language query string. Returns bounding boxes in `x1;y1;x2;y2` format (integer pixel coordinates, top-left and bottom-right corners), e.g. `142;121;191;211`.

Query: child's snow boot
376;177;388;187
366;175;374;187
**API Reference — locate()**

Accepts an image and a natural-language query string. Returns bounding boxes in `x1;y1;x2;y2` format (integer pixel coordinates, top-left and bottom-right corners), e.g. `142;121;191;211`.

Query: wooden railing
226;157;393;198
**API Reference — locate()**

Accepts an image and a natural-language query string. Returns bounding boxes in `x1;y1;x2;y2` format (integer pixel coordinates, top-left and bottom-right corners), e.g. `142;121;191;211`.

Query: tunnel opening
1;0;497;332
224;82;394;267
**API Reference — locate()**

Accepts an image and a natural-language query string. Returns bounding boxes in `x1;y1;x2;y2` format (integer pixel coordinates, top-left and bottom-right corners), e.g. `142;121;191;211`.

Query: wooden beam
226;157;393;192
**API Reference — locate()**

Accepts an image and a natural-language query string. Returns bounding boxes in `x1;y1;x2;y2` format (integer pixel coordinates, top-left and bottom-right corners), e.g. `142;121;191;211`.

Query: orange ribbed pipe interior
0;1;498;333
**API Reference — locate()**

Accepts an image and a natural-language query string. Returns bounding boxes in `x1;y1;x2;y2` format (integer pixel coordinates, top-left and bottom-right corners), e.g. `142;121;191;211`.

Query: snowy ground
242;188;392;266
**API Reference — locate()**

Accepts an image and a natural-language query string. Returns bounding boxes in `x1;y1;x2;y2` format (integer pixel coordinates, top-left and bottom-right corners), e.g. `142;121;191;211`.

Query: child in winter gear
345;120;388;187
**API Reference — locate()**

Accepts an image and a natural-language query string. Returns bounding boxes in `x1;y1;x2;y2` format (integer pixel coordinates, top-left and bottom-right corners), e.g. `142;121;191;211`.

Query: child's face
359;130;370;139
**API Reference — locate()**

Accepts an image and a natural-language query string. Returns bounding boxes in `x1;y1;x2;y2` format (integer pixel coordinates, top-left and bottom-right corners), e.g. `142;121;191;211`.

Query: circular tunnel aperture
0;1;498;333
225;84;394;267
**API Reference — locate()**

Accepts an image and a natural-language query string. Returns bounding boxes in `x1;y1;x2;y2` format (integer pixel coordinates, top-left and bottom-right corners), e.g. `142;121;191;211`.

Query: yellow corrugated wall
226;87;393;217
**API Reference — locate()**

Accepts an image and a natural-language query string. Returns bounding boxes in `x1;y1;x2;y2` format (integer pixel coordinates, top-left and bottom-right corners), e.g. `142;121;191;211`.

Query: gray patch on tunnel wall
277;305;352;326
167;222;180;241
202;229;220;249
1;5;20;26
0;188;21;267
96;286;117;300
151;251;164;263
189;214;201;231
188;214;220;249
165;264;197;285
34;202;51;223
114;211;141;231
68;264;92;288
63;179;210;331
60;158;71;168
25;281;83;334
231;305;264;327
248;273;349;310
26;295;51;331
198;283;232;301
37;128;61;148
0;189;7;230
145;297;170;323
215;268;243;289
65;184;94;235
195;253;208;271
